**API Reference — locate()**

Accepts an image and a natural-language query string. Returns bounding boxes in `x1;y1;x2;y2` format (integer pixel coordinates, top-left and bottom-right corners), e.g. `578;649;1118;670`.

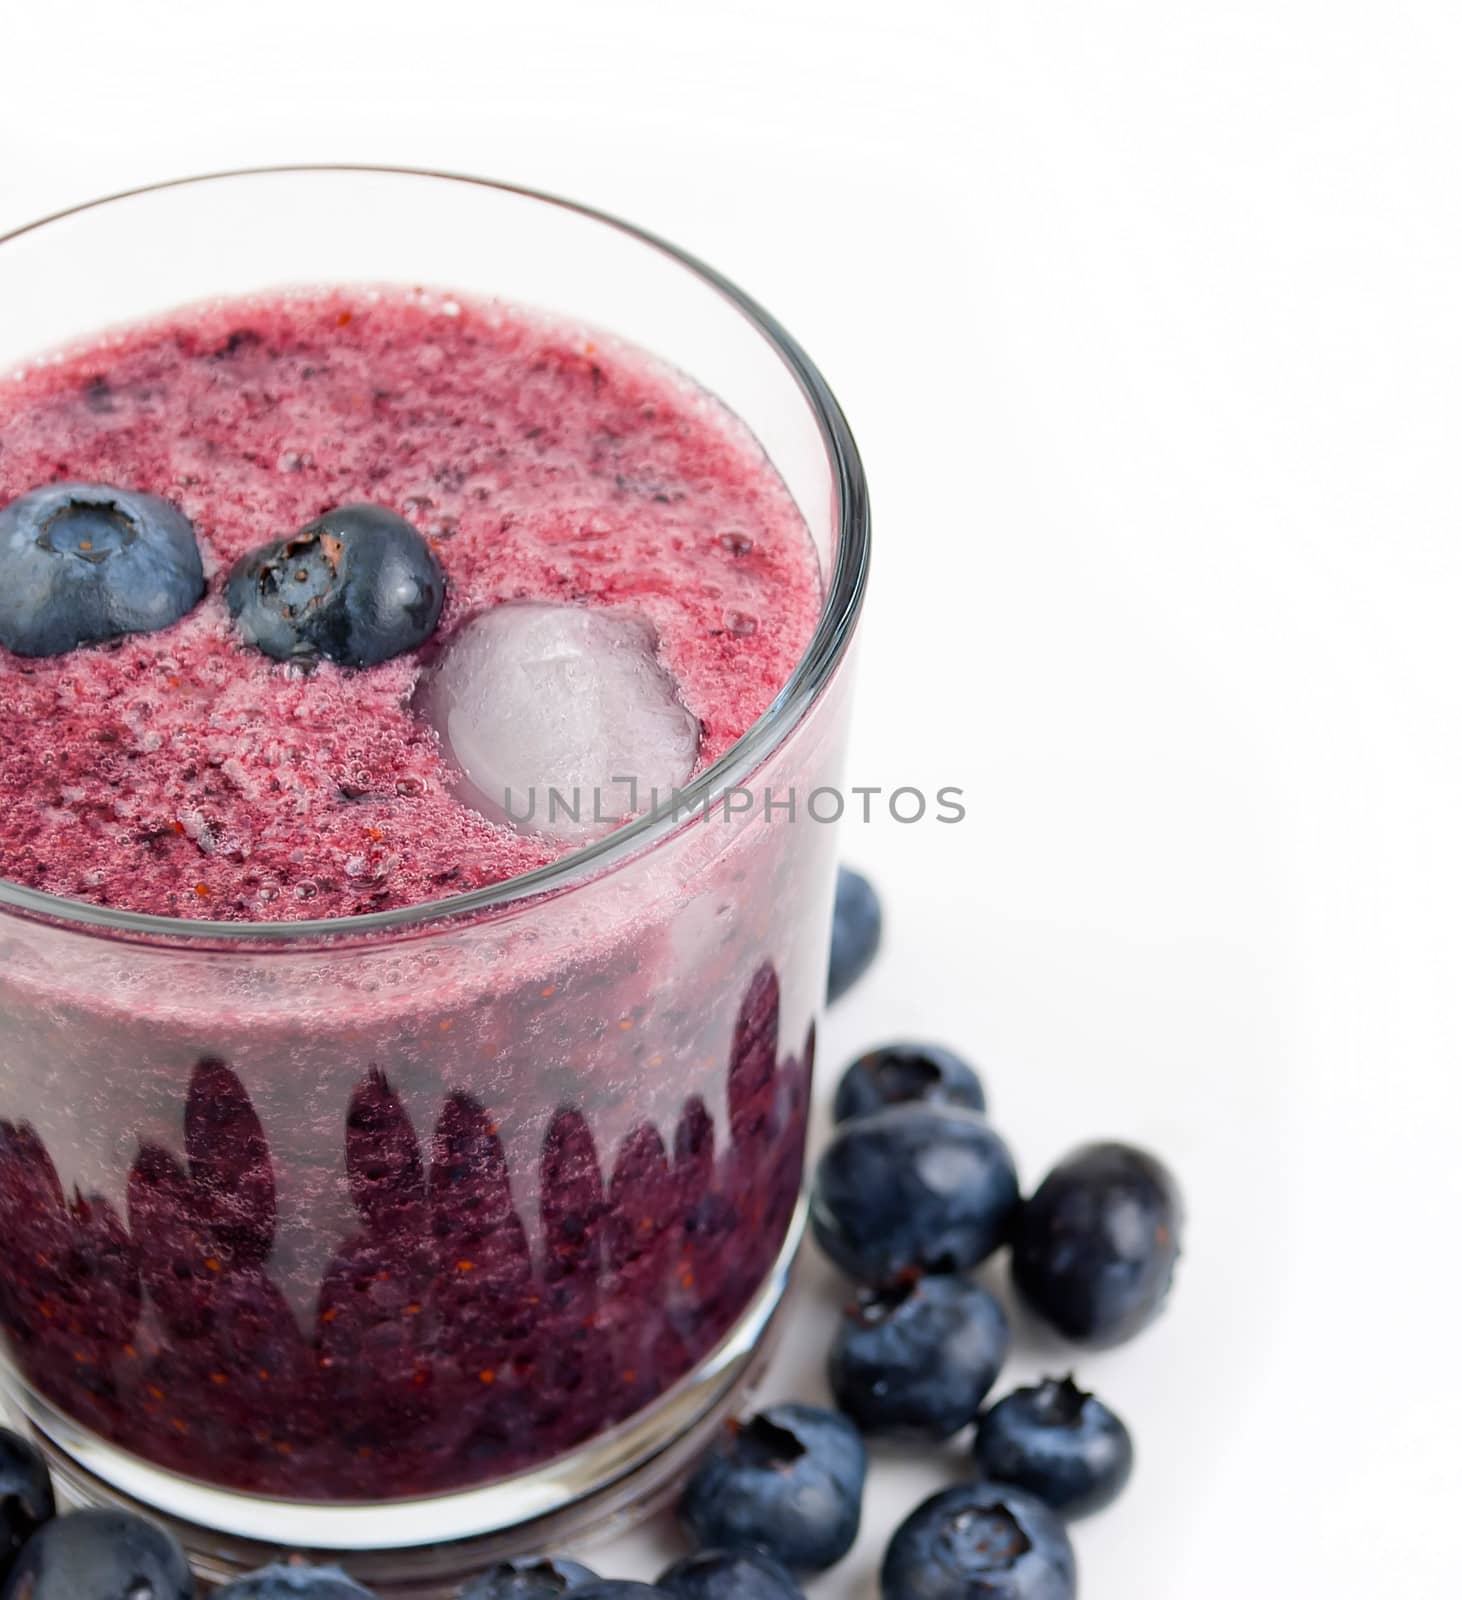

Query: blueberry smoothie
0;290;840;1500
0;290;819;917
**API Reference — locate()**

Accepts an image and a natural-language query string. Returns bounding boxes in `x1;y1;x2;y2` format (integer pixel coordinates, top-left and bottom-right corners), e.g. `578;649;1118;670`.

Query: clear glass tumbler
0;168;868;1592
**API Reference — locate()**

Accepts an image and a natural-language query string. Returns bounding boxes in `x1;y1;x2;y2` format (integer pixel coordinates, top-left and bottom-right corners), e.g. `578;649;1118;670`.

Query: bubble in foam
419;602;701;843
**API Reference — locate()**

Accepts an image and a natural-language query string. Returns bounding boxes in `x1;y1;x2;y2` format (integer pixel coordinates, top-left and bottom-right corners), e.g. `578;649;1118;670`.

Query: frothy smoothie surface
0;291;820;920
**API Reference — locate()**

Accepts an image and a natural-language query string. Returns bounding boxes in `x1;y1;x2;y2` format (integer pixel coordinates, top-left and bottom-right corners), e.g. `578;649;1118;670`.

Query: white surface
3;4;1460;1594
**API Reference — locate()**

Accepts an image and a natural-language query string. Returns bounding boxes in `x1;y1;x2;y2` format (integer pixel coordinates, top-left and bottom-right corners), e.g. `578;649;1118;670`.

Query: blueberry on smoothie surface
458;1558;601;1598
226;503;445;669
0;481;205;657
973;1376;1134;1518
678;1403;867;1574
828;1272;1009;1440
0;1506;195;1600
1013;1141;1183;1347
810;1104;1019;1283
212;1562;378;1597
833;1042;987;1124
0;1428;55;1581
881;1482;1076;1600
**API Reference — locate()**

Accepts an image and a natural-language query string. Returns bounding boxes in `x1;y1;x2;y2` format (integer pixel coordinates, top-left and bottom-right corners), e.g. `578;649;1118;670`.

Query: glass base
1;1201;805;1596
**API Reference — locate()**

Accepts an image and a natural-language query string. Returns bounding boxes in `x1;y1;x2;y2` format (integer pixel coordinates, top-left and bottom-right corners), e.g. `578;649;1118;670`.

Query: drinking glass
0;167;868;1593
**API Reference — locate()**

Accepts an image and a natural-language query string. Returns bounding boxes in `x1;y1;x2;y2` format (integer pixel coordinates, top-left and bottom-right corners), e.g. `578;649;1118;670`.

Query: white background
3;3;1460;1595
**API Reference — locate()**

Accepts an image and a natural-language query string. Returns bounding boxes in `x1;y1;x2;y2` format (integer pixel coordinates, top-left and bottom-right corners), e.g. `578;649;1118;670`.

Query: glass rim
0;163;870;948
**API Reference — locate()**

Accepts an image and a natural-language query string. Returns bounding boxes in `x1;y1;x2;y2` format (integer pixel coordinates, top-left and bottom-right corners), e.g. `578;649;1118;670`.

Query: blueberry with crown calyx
678;1403;866;1573
973;1375;1134;1518
459;1557;601;1598
881;1482;1075;1600
828;1272;1009;1440
227;503;445;668
0;481;205;657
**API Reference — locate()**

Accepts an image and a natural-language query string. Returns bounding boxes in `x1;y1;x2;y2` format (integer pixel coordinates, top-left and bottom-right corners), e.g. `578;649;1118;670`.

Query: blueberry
227;504;445;668
679;1403;866;1574
974;1375;1133;1518
0;1506;194;1600
1013;1141;1182;1346
657;1549;803;1600
0;481;205;657
881;1482;1075;1600
459;1558;600;1598
833;1044;986;1124
0;1428;55;1581
811;1105;1019;1283
213;1564;377;1598
570;1587;669;1599
827;867;881;1002
828;1273;1008;1440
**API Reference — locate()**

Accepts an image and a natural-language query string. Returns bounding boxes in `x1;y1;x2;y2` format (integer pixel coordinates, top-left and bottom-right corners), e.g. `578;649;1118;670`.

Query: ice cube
419;602;701;842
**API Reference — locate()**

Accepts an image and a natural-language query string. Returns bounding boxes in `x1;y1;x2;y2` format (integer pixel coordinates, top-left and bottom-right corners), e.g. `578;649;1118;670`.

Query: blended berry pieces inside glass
0;291;838;1500
0;963;815;1497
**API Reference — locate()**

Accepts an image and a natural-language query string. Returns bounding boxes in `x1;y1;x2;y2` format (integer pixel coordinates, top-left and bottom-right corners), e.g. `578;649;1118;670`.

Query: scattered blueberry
570;1587;669;1599
811;1104;1019;1283
974;1375;1134;1518
657;1549;803;1600
0;1428;55;1581
828;1272;1009;1439
833;1043;986;1124
679;1403;867;1574
0;1506;194;1600
213;1563;377;1598
459;1558;600;1598
0;481;205;657
1013;1141;1182;1346
227;503;445;668
881;1482;1076;1600
827;867;881;1002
